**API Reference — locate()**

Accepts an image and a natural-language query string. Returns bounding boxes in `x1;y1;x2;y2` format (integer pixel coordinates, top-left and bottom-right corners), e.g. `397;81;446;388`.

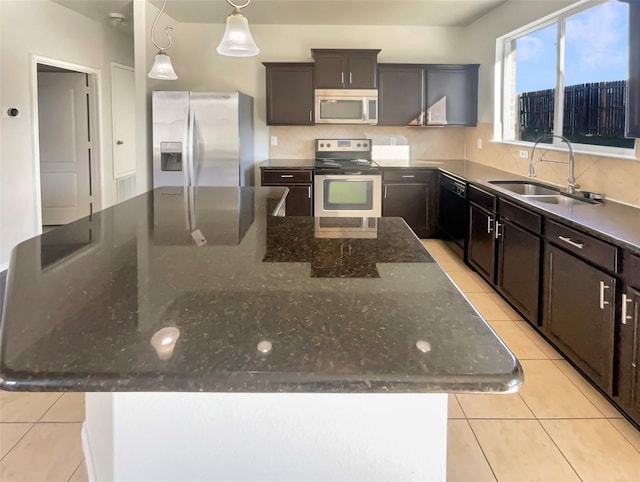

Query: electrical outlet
270;136;278;146
477;138;483;149
389;136;397;145
519;150;529;158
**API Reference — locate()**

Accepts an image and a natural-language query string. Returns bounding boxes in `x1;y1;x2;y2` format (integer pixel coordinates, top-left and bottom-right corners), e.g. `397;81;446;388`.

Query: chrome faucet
529;134;580;195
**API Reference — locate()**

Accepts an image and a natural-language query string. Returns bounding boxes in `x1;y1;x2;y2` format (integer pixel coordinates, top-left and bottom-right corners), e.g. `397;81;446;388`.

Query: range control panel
315;139;371;153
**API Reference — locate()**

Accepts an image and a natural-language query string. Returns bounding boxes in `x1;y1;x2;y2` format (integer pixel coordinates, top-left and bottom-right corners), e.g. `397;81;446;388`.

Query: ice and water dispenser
160;142;182;171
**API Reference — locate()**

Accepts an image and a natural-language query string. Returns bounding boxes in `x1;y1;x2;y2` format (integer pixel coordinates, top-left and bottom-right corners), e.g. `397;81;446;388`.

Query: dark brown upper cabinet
624;0;640;137
311;49;380;89
378;64;479;127
263;63;314;126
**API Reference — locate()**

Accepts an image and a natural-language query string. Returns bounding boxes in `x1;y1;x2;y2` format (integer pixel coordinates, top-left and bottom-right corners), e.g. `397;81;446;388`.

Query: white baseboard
81;424;97;482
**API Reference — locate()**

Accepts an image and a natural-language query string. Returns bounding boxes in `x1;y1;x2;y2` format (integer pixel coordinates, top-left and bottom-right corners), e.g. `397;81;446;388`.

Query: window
498;0;634;153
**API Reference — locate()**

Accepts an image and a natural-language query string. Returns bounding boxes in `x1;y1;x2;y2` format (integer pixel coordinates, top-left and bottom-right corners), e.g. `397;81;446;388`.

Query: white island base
82;392;448;482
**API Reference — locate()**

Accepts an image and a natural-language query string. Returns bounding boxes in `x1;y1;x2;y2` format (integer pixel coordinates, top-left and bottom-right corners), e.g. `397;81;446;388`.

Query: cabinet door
314;53;346;88
468;203;496;284
382;183;431;238
544;244;616;392
619;287;640;421
378;66;424;126
285;185;313;216
425;65;478;126
265;64;314;125
347;53;378;89
497;220;541;324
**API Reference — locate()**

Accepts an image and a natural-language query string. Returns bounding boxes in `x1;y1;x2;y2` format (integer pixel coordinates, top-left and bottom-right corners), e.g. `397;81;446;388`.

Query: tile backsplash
268;123;640;208
465;124;640;208
268;126;466;160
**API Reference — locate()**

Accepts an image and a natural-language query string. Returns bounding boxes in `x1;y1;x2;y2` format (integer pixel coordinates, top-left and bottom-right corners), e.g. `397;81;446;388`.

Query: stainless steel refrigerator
152;91;255;188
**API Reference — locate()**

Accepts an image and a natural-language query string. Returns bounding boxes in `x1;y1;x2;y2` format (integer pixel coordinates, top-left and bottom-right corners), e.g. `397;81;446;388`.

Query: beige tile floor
0;238;639;481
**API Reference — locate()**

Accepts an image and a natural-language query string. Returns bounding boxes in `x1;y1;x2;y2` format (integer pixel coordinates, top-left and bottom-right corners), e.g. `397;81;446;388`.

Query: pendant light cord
151;0;173;52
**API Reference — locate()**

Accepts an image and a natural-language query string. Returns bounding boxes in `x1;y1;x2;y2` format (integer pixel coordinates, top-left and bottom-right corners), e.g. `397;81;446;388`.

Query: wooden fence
518;81;627;143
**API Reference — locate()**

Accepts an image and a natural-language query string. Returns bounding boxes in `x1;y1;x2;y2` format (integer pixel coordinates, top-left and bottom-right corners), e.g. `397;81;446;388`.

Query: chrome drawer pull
599;281;610;310
622;294;633;325
402;175;415;179
487;216;493;234
558;235;584;249
495;222;503;239
280;174;294;178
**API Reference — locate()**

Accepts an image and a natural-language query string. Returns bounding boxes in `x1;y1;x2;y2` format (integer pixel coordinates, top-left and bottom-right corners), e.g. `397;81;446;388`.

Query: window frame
494;0;637;158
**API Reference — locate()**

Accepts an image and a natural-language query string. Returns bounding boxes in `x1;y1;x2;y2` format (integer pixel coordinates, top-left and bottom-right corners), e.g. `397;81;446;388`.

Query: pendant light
148;0;178;80
217;0;260;57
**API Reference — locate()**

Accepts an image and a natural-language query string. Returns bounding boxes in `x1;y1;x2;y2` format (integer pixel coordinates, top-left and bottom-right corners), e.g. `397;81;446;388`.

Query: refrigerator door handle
187;108;196;187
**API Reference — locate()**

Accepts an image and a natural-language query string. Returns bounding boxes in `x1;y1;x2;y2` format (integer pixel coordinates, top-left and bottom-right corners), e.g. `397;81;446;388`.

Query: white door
111;63;136;179
38;72;92;225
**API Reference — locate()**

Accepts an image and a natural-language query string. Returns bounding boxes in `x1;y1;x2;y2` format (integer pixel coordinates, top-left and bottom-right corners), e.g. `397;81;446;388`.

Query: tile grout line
0;422;36;463
36;392;65;423
464;418;500;482
67;459;85;482
536;419;585;482
605;418;640;455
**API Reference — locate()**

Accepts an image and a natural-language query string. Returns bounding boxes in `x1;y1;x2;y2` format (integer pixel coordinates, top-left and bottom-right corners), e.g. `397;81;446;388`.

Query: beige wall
0;0;134;268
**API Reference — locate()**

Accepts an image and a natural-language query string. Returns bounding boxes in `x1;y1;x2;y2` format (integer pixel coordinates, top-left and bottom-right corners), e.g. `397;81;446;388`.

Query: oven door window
323;179;373;210
318;99;364;121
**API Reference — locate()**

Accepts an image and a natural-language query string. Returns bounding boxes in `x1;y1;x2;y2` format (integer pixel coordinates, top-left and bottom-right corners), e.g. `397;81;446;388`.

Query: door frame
30;55;103;233
110;62;136;179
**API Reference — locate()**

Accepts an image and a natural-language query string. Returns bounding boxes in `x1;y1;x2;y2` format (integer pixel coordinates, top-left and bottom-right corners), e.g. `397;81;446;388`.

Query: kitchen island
0;186;521;482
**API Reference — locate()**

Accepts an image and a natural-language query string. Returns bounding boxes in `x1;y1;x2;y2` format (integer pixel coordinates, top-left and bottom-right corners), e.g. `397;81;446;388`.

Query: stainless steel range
314;139;382;217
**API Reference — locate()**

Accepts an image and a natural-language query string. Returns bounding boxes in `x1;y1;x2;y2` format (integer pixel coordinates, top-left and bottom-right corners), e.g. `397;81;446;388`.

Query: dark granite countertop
0;186;521;394
260;159;315;169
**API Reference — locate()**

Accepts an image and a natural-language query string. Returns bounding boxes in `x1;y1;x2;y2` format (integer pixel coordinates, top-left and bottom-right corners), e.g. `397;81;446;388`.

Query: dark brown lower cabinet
619;287;640;421
284;186;313;216
543;244;616;393
496;220;541;324
467;203;496;284
382;181;434;238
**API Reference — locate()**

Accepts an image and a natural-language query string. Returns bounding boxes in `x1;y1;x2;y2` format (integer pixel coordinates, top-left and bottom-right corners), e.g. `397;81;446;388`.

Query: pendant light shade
148;52;178;80
217;0;260;57
147;0;178;80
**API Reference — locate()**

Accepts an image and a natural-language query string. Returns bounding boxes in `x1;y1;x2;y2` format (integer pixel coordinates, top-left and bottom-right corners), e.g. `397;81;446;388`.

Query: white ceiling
52;0;508;28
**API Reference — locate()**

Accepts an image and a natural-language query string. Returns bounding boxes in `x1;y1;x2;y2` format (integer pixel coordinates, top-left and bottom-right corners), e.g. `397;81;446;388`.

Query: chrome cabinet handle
495;222;503;239
487;216;494;234
622;293;633;325
309;110;312;122
402;175;415;179
349;72;353;84
341;72;344;85
599;281;610;310
280;174;294;178
384;185;388;199
308;186;311;199
558;235;584;249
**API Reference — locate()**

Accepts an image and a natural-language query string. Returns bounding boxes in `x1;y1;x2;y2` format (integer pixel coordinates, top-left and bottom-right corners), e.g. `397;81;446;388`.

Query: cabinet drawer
468;184;496;211
623;251;640;288
383;169;433;183
546;220;618;272
498;198;542;235
262;170;312;185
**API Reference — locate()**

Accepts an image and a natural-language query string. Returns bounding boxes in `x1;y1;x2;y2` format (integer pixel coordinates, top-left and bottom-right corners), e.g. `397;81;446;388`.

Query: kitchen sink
487;180;561;196
487;180;600;205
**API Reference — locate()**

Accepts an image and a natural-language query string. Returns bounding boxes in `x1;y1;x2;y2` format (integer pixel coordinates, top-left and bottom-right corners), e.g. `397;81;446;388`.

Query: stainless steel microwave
314;89;378;125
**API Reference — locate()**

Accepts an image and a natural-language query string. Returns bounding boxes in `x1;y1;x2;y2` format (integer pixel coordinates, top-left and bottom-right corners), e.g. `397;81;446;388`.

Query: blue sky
515;1;628;93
